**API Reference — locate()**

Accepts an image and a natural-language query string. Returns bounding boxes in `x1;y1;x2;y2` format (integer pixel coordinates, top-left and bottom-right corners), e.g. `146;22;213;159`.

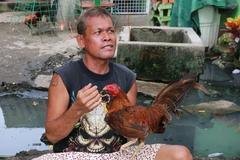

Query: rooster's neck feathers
107;89;132;113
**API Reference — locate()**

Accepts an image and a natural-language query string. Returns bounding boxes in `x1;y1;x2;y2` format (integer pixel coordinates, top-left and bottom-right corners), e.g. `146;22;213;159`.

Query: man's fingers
76;84;101;111
82;88;99;103
81;83;92;92
86;93;101;108
88;98;102;111
81;85;98;97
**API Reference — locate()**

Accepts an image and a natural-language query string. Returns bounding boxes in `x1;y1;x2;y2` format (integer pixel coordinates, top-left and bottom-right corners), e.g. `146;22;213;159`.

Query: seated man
35;7;192;160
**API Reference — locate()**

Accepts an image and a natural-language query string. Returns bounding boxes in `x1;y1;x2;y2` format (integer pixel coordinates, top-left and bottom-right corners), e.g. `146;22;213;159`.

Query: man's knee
155;144;193;160
172;145;193;160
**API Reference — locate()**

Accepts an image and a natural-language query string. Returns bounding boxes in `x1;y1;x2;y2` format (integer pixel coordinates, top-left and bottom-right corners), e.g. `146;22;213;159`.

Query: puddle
145;111;240;157
0;90;48;157
0;84;240;158
142;83;240;158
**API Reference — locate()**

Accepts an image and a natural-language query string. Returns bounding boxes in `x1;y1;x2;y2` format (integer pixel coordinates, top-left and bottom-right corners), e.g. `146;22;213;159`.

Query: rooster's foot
120;138;138;151
130;142;144;160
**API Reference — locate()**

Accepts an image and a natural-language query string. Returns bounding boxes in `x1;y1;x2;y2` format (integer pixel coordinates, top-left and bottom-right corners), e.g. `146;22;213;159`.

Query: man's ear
76;35;85;48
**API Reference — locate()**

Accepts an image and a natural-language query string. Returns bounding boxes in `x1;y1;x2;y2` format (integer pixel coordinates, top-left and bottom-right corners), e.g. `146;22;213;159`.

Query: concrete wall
113;14;152;29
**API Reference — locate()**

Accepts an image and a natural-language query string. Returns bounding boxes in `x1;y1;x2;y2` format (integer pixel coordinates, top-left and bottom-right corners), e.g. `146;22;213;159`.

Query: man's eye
108;29;115;33
95;31;101;35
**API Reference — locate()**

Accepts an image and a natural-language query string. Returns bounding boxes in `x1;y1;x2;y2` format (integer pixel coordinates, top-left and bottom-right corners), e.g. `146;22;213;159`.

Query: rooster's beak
103;103;108;113
100;90;113;113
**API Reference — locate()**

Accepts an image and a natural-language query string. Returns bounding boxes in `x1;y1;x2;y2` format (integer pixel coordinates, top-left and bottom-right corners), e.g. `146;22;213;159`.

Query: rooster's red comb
103;83;120;97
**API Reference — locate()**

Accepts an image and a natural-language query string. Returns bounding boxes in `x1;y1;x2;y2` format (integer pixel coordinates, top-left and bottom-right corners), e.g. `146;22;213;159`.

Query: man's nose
102;32;111;41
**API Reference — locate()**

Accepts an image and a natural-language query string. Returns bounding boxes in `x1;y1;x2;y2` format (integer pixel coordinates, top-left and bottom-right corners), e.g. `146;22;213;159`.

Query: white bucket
198;6;221;49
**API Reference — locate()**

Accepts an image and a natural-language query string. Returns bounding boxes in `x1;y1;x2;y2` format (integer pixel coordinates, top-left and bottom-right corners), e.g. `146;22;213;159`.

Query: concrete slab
117;26;205;81
34;75;51;89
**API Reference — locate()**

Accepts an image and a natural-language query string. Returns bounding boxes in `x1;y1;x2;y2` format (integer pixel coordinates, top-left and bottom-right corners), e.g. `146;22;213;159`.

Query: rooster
25;12;41;28
24;0;58;29
101;74;209;159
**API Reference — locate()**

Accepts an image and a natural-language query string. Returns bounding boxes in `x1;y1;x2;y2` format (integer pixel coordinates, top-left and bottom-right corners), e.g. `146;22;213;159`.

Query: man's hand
74;83;101;113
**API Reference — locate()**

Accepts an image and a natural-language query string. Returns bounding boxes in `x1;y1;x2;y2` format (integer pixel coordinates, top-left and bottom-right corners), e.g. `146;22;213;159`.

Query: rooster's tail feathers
192;82;210;95
152;75;209;116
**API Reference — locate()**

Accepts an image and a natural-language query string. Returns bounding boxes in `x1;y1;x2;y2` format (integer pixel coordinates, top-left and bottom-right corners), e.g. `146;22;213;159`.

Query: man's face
79;16;116;60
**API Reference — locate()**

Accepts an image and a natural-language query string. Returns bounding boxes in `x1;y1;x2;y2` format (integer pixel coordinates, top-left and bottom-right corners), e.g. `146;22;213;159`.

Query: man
41;7;192;160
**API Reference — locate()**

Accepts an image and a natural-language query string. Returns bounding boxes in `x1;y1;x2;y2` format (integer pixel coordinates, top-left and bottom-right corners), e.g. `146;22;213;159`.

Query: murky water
0;84;240;157
139;83;240;158
0;90;48;157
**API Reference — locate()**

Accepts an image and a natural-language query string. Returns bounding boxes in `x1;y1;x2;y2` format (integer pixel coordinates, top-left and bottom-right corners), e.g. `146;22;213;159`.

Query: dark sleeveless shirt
53;59;136;153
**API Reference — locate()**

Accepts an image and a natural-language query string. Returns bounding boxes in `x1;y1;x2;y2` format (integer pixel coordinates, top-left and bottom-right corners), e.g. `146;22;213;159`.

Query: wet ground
1;87;240;160
1;12;240;160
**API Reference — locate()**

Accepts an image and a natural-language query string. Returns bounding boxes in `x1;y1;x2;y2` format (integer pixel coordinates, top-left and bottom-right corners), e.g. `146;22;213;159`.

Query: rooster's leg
120;138;138;150
130;141;144;160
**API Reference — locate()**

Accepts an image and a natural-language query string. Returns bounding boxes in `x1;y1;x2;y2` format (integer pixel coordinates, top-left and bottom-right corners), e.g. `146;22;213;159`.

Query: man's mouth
101;44;113;49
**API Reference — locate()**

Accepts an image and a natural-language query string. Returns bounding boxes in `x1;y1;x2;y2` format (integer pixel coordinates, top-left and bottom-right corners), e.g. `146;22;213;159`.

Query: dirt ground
0;14;80;86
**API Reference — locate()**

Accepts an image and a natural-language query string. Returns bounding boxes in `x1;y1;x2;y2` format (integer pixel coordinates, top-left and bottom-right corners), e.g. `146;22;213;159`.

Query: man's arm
45;73;101;144
126;80;137;106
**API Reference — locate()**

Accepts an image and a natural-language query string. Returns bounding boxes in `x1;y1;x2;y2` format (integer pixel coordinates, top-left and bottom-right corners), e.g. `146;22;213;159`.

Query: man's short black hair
77;8;114;35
